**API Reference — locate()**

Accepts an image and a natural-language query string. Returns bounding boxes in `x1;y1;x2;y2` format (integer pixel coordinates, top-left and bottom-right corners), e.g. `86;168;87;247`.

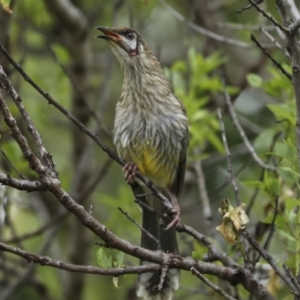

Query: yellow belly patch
124;144;175;187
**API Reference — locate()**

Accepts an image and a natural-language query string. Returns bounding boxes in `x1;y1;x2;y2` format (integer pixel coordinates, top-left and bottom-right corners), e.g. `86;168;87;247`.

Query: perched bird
96;26;189;300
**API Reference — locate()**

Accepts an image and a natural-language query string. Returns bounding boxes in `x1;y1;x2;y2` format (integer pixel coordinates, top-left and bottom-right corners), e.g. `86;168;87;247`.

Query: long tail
132;183;180;300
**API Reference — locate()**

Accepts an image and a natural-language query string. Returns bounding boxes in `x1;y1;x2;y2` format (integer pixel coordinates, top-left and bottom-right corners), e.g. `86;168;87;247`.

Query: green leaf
247;73;263;87
278;167;299;182
284;198;299;213
277;229;296;243
115;251;125;267
267;104;295;125
274;142;296;160
243;181;264;189
97;248;112;268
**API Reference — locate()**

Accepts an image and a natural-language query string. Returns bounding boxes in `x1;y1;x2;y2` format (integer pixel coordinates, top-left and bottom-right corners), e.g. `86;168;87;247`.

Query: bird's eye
126;32;134;40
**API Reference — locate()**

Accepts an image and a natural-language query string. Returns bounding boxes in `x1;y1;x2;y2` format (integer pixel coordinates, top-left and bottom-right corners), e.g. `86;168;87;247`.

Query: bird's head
96;26;149;67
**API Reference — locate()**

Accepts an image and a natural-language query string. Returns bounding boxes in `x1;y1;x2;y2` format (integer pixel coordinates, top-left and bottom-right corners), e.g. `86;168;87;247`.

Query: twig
242;230;300;295
158;0;262;49
190;267;238;300
118;207;161;250
236;3;255;14
215;22;275;31
250;34;292;81
0;66;57;175
260;26;291;58
0;92;46;176
193;152;213;236
1;150;25;179
3;158;112;244
263;196;279;251
283;264;300;294
217;108;241;206
136;199;240;268
0;241;160;275
223;84;278;171
249;0;290;34
246;131;282;216
47;46;111;139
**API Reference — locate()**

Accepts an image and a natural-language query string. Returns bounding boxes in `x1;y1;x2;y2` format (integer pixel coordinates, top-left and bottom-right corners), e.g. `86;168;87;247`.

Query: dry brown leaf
216;198;249;244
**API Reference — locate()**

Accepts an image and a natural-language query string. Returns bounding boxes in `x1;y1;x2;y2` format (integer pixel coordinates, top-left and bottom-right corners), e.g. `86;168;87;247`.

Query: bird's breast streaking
114;101;186;188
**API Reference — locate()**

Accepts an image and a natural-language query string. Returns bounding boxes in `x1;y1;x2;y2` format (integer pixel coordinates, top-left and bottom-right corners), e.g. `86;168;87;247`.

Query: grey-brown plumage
96;26;189;300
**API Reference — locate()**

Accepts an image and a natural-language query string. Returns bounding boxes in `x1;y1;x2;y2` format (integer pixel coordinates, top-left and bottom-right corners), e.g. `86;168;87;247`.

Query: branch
0;239;276;299
260;26;291;58
0;241;160;276
118;207;161;250
276;0;300;170
158;0;263;49
250;34;292;81
242;230;300;295
0;91;46;176
0;65;57;175
223;84;278;171
217;108;241;206
249;0;290;34
190;267;238;300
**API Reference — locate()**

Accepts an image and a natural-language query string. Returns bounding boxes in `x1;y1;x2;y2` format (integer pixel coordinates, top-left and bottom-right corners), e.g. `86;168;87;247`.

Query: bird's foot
164;205;181;230
164;190;181;230
123;162;137;184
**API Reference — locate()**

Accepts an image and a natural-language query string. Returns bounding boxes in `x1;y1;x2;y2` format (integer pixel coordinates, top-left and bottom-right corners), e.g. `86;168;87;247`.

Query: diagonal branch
223;84;279;171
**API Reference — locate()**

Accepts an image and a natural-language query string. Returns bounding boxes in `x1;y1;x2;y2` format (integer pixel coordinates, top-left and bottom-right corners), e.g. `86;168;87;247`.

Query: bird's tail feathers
132;184;179;300
137;262;179;300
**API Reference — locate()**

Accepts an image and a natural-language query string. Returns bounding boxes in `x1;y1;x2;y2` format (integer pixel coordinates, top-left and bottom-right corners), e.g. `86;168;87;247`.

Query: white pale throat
126;38;137;51
123;37;137;56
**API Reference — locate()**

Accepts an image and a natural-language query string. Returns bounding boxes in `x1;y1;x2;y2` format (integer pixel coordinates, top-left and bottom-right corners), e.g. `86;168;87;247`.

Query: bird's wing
170;122;189;199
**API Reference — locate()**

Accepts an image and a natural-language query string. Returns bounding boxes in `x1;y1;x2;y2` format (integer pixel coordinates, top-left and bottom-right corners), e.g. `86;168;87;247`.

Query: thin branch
0;66;57;175
0;92;45;176
0;239;275;299
215;23;275;31
260;26;291;58
250;34;292;81
158;0;263;49
217;108;241;206
249;0;290;34
242;230;300;295
193;152;213;236
283;264;300;294
1;150;25;179
47;46;111;139
118;207;161;250
0;241;160;275
223;84;278;171
276;0;300;172
4;159;112;244
263;196;279;251
191;267;238;300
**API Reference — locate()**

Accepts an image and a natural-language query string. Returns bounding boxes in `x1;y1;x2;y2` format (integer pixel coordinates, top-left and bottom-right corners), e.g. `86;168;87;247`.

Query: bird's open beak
95;26;121;42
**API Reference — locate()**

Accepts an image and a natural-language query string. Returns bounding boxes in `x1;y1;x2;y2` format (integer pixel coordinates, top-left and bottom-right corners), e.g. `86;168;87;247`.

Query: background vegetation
0;0;299;299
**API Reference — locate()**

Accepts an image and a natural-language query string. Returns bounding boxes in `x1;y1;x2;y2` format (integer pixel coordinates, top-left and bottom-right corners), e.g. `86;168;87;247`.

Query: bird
96;26;189;300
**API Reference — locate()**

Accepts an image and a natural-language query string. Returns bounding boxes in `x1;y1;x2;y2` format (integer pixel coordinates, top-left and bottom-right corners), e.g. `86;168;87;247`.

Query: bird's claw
164;207;181;230
123;162;137;184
